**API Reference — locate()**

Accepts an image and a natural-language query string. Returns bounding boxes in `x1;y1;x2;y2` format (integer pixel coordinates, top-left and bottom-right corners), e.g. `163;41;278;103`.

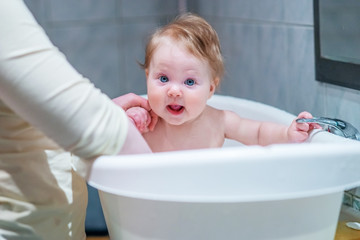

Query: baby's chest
145;127;225;152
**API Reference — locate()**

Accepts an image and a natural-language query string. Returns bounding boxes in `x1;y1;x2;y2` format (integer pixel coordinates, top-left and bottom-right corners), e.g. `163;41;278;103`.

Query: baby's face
146;37;215;126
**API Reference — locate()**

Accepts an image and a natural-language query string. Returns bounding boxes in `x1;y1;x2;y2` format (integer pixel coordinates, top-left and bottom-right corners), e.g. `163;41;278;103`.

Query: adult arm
0;0;150;158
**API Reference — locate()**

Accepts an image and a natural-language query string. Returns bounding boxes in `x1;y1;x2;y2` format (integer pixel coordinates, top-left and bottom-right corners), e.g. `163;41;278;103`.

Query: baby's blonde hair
140;13;224;87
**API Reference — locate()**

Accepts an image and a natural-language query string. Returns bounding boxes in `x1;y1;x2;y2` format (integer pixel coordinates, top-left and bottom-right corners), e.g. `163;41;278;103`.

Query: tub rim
88;141;360;203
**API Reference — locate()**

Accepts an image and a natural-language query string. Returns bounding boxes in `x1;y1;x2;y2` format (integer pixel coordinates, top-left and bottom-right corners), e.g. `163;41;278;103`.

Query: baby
126;13;318;152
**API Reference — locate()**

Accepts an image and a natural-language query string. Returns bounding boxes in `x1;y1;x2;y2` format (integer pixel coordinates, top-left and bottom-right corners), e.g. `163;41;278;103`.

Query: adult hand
112;93;150;111
112;93;158;131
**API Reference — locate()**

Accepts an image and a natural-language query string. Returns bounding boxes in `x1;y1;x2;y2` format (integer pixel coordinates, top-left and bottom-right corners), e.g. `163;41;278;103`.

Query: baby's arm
224;110;318;146
126;107;157;133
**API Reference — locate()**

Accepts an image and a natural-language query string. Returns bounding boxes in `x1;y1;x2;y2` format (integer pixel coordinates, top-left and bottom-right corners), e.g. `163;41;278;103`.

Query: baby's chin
161;118;185;126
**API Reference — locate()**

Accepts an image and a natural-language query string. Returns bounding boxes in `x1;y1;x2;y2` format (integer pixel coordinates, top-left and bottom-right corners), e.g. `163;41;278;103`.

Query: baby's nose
168;84;182;97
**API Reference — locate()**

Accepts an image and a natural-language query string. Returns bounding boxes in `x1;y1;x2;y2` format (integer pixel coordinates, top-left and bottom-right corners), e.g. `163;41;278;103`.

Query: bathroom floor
86;222;359;240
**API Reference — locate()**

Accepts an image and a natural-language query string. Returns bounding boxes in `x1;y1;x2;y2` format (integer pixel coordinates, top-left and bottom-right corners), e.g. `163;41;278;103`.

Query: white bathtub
88;95;360;240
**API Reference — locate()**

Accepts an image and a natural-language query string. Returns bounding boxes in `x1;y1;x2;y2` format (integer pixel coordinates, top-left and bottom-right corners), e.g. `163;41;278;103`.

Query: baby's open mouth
167;105;184;115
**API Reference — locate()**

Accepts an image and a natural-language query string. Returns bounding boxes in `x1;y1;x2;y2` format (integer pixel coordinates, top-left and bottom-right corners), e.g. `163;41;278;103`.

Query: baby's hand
126;107;158;133
288;111;321;143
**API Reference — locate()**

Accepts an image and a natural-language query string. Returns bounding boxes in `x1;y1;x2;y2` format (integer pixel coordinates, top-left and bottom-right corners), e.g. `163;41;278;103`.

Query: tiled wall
24;0;360;231
25;0;178;98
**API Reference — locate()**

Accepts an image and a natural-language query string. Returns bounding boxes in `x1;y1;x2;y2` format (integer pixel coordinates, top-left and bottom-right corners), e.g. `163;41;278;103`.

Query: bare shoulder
205;105;225;115
223;109;243;122
205;105;226;122
204;105;246;126
222;109;247;137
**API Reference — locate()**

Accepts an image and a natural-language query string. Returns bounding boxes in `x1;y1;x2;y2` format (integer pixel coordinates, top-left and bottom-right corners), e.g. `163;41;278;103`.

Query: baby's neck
162;106;210;130
158;114;204;133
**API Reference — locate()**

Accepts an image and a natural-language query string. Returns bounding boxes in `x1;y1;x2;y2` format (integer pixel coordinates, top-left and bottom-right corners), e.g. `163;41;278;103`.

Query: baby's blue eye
159;76;168;83
185;79;195;86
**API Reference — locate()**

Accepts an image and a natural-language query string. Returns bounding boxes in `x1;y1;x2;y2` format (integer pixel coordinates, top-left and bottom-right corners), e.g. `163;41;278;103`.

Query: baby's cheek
187;95;207;114
147;94;162;115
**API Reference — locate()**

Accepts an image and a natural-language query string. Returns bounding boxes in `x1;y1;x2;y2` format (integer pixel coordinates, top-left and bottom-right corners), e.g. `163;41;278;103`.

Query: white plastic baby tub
88;95;360;240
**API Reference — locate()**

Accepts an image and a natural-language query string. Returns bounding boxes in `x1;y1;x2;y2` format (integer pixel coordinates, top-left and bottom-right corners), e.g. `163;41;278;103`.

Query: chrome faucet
296;117;360;141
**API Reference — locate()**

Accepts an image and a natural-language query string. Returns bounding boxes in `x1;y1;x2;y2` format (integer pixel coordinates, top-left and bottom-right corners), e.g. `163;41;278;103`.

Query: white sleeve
0;0;128;159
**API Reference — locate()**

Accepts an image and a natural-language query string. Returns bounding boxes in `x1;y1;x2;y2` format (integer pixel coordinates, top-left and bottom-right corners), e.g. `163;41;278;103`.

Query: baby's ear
210;77;219;93
213;77;220;87
208;79;217;98
145;69;149;78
